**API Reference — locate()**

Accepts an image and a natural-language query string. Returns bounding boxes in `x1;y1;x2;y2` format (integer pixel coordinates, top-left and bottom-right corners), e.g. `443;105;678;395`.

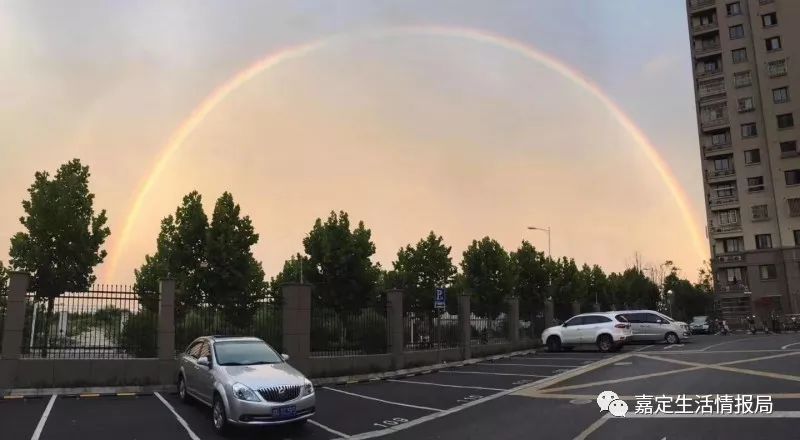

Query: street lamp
527;226;551;259
667;289;674;317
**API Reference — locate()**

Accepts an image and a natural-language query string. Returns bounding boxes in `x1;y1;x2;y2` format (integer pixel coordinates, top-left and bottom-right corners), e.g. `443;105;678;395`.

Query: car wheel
596;335;613;353
177;375;190;403
547;336;562;352
212;394;229;435
665;332;679;345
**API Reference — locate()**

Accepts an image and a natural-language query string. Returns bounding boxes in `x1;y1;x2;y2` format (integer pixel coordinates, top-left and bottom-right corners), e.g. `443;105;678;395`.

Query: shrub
346;309;387;354
120;312;157;357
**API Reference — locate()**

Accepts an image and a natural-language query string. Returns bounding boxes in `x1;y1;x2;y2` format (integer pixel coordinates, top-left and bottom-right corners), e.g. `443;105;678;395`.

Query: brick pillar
572;300;581;317
544;299;554;327
507;297;519;345
386;289;404;370
459;293;471;360
1;272;28;360
282;283;311;375
157;279;176;384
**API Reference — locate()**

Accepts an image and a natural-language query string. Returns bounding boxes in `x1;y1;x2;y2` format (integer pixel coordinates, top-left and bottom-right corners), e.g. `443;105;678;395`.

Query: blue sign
434;288;446;309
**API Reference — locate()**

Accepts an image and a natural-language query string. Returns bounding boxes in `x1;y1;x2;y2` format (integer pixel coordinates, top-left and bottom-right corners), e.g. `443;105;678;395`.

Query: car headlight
232;383;260;402
303;380;314;395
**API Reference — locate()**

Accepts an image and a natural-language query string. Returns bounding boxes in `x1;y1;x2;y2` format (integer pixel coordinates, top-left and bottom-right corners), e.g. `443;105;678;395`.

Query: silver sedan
177;336;315;434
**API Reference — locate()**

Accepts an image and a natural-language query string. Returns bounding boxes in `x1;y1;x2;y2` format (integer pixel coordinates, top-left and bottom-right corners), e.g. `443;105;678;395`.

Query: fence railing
21;286;156;359
404;312;461;351
469;315;509;345
311;305;388;357
175;300;282;354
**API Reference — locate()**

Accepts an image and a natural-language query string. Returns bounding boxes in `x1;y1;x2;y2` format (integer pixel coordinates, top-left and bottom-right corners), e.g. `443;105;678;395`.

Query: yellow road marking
116;393;136;397
3;395;24;400
636;353;800;384
78;393;100;398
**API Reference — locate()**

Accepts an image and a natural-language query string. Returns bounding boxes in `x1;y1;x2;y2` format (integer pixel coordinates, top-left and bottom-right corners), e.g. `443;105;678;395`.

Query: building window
729;25;745;39
733;71;752;88
738;97;755;112
702;103;727;123
741;123;758;138
714;156;734;171
711;130;731;146
748;176;765;192
786;170;800;186
714;183;736;198
756;234;773;249
790;198;800;217
773;87;790;104
766;36;782;52
781;141;798;156
727;2;741;16
768;59;787;78
719;209;739;225
762;12;778;27
760;264;777;280
752;204;768;220
744;149;761;164
701;59;721;75
724;238;743;253
778;113;794;129
732;48;748;64
794;230;800;245
726;267;744;284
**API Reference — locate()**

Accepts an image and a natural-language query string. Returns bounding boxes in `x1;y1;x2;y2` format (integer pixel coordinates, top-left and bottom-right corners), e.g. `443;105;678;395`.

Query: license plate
272;405;296;418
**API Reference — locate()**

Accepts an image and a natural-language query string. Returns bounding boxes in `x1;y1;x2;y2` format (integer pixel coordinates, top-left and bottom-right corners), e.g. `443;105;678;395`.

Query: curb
310;347;540;386
1;385;174;400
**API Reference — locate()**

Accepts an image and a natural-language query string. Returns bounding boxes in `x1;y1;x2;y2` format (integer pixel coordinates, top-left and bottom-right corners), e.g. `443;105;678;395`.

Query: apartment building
687;0;800;321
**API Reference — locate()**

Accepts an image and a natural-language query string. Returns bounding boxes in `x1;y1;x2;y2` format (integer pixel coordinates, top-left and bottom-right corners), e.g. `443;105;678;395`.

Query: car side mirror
282;354;290;361
197;356;211;368
562;323;568;327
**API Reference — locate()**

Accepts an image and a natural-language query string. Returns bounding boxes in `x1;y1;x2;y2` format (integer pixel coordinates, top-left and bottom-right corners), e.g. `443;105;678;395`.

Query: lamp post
527;226;551;259
667;289;674;317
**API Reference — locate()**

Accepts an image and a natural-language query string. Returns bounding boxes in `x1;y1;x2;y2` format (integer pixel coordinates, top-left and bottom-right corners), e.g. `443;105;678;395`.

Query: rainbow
104;26;708;282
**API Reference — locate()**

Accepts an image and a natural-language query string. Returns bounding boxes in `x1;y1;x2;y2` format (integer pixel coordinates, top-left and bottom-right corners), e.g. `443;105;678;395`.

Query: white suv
542;312;632;353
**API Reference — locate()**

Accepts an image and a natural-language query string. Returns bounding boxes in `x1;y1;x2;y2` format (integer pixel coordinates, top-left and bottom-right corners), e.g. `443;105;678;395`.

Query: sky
0;0;708;284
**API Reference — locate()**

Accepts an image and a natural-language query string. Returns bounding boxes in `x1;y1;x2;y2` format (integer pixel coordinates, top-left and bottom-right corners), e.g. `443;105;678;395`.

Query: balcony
689;0;715;11
716;253;746;263
759;0;774;4
698;81;726;99
709;196;739;208
716;283;751;295
704;142;732;156
701;116;729;130
697;67;723;78
706;168;736;182
695;42;721;56
692;21;718;35
710;224;743;235
768;60;787;78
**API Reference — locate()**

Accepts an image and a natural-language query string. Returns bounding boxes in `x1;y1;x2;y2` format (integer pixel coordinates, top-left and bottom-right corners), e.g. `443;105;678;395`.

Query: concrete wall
7;359;174;389
308;354;393;378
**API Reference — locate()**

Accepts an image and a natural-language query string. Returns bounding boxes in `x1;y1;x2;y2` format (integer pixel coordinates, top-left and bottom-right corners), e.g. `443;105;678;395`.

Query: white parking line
439;371;549;378
386;379;505;391
154;392;202;440
308;419;352;438
627;411;800;418
572;413;611;440
30;395;57;440
782;342;800;350
322;387;443;412
516;356;607;361
477;363;583;368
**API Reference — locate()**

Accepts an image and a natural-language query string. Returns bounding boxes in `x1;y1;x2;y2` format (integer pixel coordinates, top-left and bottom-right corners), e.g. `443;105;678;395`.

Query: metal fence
175;300;282;353
21;286;157;359
311;305;388;357
469;314;509;345
404;312;461;351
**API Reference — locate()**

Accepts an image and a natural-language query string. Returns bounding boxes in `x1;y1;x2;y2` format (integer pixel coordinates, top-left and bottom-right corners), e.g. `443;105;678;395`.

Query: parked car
618;310;690;344
542;312;632;353
177;336;315;434
689;315;712;334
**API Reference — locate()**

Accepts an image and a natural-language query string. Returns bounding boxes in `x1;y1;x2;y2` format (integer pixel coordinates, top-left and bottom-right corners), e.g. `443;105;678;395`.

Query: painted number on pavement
373;418;409;429
457;394;484;404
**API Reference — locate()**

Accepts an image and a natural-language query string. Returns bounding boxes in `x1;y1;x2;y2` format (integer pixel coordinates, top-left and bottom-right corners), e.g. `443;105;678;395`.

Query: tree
608;267;660;310
664;268;712;322
510;241;549;320
696;260;715;295
268;253;313;303
0;261;8;295
391;231;457;312
205;192;266;326
9;159;110;355
461;237;513;318
302;211;381;312
134;191;209;314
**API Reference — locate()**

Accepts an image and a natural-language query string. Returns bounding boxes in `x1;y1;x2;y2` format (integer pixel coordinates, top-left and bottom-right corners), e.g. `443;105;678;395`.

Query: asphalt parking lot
4;333;800;440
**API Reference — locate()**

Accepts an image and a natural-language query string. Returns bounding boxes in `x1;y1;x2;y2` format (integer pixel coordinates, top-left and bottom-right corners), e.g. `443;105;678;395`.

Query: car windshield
692;316;707;323
214;341;282;366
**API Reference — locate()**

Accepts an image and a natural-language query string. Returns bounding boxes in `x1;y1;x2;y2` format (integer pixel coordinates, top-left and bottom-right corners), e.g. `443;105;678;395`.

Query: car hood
222;362;306;388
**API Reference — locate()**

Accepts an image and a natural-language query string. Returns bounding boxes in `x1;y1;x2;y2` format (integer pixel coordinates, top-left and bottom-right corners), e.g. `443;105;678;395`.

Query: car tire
665;332;680;345
212;394;229;435
596;335;613;353
177;374;190;404
546;336;562;352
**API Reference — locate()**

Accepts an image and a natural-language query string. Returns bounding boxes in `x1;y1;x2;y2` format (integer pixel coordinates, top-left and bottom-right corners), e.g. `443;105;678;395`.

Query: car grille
258;385;301;402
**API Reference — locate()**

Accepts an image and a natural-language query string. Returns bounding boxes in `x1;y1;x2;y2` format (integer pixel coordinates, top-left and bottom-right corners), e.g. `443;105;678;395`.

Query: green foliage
607;267;660;310
251;303;282;351
205;192;266;326
664;268;713;322
268;253;312;303
120;312;158;357
391;231;457;313
134;191;209;314
345;309;387;353
461;237;514;318
310;309;345;352
302;211;381;312
510;241;548;317
10;159;110;299
0;261;8;295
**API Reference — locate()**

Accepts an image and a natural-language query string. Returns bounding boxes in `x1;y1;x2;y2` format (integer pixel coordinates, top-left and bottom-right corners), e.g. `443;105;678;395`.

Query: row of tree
1;159;714;333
